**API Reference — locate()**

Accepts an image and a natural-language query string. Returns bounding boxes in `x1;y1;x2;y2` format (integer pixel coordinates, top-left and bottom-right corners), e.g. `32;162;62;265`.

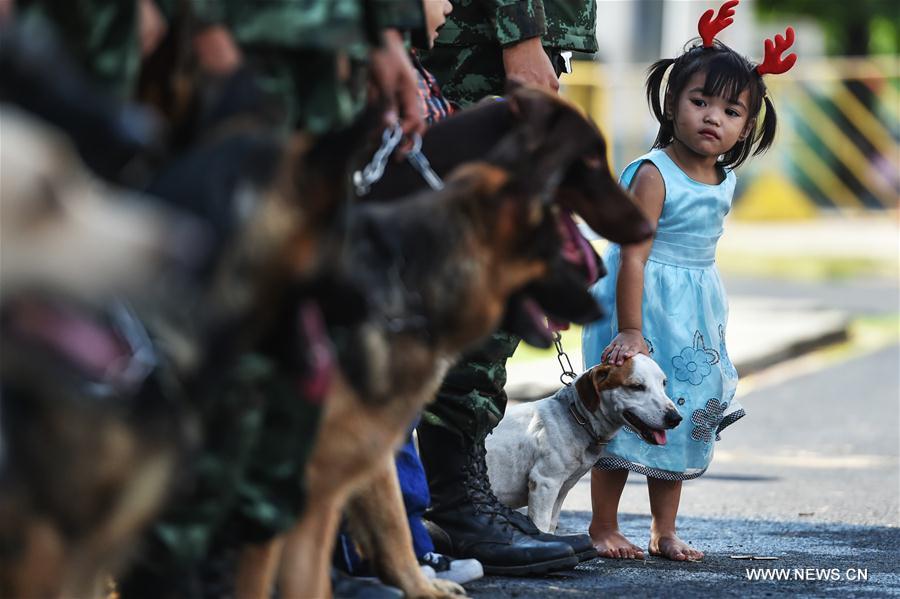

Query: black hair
646;39;777;170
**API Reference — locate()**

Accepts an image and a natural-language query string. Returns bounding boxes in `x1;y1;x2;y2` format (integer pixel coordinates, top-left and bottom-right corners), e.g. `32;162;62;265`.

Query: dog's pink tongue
558;210;600;285
652;430;667;445
523;298;553;345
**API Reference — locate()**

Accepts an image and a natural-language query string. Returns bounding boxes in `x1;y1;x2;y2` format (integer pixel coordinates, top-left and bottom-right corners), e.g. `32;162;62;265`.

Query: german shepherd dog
270;87;653;598
0;50;367;598
0;106;209;598
368;84;654;348
368;83;653;249
108;97;386;599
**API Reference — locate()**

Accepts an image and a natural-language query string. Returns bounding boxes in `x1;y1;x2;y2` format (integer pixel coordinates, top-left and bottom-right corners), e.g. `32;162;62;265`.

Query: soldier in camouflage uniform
7;2;432;597
416;0;601;576
420;0;597;104
15;0;425;133
10;2;425;595
187;0;427;134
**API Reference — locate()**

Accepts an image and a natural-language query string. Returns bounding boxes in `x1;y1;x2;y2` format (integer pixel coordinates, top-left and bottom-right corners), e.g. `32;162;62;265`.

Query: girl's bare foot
649;533;704;561
589;525;645;559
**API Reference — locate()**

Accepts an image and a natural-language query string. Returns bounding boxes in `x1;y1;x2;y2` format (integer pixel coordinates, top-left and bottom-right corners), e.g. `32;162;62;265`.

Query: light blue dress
582;148;744;480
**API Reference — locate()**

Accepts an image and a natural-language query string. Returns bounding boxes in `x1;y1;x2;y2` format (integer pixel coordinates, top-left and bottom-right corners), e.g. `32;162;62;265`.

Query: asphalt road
465;276;900;597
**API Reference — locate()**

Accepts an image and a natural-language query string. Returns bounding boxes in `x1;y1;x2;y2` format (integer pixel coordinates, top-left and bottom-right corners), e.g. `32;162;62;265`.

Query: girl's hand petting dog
602;328;649;365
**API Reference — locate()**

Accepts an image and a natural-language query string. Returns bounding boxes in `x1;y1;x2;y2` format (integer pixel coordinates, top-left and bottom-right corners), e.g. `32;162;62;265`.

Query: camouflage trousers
422;330;521;445
121;354;321;597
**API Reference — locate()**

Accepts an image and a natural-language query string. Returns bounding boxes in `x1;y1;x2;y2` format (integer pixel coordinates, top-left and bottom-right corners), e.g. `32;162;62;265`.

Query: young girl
582;1;795;561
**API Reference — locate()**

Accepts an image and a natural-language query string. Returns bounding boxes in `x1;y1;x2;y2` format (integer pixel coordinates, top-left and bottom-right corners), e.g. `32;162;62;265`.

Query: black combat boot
501;508;598;562
417;421;578;576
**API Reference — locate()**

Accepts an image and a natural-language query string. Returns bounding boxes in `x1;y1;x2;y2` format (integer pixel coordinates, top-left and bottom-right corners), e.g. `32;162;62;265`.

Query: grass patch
818;313;900;359
509;325;584;366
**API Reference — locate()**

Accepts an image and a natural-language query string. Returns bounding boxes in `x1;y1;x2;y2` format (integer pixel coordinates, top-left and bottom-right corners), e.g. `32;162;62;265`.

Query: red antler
756;27;797;75
698;0;739;47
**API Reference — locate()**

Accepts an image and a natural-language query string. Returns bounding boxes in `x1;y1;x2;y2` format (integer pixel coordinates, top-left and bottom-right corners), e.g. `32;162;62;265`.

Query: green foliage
755;0;899;55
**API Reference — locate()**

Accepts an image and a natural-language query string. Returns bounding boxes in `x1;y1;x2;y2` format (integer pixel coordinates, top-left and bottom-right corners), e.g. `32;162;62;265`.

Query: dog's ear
576;365;613;412
592;363;622;390
574;371;599;412
577;363;624;412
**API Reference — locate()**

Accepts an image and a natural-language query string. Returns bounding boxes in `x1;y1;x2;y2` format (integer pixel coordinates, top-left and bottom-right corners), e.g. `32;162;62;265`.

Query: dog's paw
428;578;467;597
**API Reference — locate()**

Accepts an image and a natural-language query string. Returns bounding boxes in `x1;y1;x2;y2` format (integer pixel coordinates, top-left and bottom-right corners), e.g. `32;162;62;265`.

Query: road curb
506;300;852;403
734;325;849;377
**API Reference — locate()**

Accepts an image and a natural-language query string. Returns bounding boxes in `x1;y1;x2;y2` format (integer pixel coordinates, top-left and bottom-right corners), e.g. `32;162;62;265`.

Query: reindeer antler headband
698;0;797;76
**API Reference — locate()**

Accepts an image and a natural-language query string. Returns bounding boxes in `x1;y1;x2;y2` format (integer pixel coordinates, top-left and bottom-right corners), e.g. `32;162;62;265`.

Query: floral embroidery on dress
672;331;720;385
690;398;727;443
718;324;738;378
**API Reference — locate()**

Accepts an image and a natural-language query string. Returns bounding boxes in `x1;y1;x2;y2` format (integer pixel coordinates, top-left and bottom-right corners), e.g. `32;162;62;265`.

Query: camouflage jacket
17;0;424;99
187;0;426;132
435;0;597;52
17;0;141;99
192;0;425;51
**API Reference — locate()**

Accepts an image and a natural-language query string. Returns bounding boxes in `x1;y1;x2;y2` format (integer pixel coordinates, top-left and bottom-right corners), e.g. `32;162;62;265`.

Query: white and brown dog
485;355;682;533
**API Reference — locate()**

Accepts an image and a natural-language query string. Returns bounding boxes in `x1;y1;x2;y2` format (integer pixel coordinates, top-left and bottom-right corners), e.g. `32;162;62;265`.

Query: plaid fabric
410;50;454;126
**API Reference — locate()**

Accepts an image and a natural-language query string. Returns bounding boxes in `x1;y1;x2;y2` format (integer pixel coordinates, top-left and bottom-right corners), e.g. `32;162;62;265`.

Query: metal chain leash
405;132;444;190
553;330;577;387
353;124;404;196
353;125;444;196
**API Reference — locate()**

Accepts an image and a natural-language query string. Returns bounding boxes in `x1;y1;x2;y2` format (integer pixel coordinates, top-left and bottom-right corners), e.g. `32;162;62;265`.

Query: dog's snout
664;410;683;428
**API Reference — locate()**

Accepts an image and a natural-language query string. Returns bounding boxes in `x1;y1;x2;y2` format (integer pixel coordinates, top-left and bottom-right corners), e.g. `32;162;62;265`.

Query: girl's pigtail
752;94;778;157
646;58;675;149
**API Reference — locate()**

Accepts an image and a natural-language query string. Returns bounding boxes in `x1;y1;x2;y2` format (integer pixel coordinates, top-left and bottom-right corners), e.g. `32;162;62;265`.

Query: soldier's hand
0;0;14;23
369;29;426;149
193;25;242;76
502;36;559;93
138;0;167;57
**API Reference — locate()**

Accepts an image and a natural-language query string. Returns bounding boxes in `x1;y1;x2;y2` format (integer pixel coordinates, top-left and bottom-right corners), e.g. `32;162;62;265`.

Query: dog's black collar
565;390;609;451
